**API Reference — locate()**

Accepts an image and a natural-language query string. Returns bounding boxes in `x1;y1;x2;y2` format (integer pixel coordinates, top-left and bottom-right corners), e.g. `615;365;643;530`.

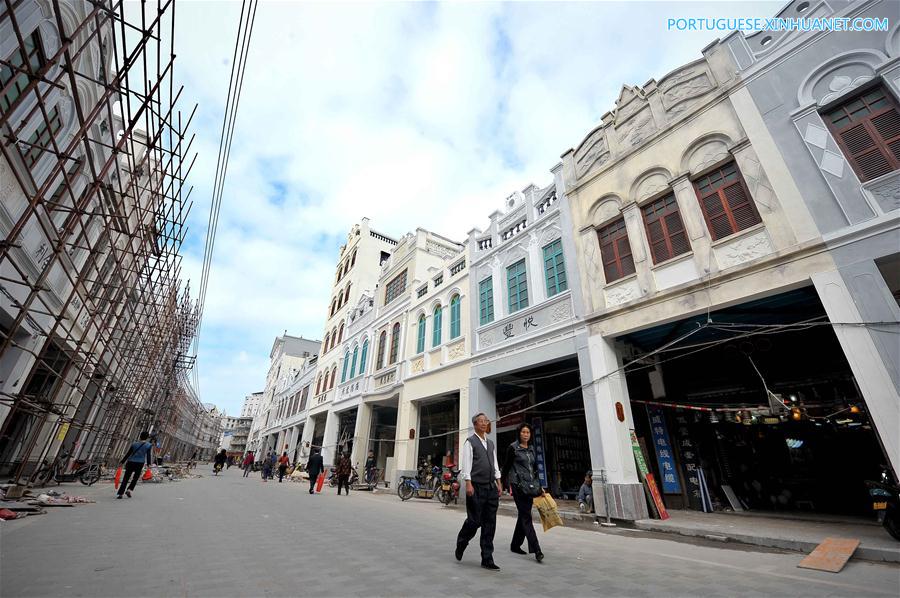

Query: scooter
437;469;460;505
865;468;900;541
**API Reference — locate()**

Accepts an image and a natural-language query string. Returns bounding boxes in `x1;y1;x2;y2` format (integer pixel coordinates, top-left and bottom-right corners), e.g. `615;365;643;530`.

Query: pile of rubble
0;486;95;520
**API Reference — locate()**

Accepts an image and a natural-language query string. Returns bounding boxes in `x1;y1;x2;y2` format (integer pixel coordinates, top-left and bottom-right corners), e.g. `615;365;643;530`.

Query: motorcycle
33;452;102;486
398;463;443;501
213;462;223;476
436;469;460;505
328;465;359;487
865;468;900;541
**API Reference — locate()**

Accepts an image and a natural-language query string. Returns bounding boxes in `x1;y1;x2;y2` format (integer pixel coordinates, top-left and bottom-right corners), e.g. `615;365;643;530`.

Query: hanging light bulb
791;407;802;421
850;405;861;414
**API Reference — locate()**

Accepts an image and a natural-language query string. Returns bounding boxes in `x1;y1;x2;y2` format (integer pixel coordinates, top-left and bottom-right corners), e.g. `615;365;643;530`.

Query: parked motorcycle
33;452;102;486
866;468;900;541
436;469;460;505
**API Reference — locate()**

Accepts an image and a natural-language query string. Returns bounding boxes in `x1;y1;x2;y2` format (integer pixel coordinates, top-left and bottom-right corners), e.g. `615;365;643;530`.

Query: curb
632;520;900;564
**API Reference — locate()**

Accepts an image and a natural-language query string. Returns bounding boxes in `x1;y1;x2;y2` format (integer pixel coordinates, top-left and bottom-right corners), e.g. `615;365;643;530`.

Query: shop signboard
531;417;548;487
647;406;681;494
674;412;703;511
496;395;525;427
630;430;669;520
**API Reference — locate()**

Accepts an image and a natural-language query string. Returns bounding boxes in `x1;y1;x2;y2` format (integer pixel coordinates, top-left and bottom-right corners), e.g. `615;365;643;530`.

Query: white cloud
170;1;781;416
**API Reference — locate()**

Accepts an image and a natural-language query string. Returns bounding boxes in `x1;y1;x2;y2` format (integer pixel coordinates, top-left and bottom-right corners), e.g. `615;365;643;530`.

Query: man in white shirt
455;412;502;571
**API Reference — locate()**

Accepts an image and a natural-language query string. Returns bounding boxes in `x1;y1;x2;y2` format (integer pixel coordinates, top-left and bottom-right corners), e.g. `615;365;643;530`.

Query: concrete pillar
621;203;654;297
351;403;372;468
670;174;715;277
468;376;496;444
813;268;900;475
298;416;315;464
578;330;648;520
321;410;339;467
394;395;419;481
527;234;547;305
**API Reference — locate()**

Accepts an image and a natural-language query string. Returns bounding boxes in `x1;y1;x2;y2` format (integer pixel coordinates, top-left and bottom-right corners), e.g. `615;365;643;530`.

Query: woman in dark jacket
502;422;544;562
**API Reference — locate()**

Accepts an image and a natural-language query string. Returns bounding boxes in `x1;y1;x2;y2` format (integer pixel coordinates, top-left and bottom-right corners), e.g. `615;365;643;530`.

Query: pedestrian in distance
306;448;324;494
117;431;153;499
242;452;254;477
277;451;290;483
336;451;352;495
261;456;272;482
364;450;377;486
268;451;277;480
455;412;502;571
502;422;545;563
213;448;227;475
577;472;594;513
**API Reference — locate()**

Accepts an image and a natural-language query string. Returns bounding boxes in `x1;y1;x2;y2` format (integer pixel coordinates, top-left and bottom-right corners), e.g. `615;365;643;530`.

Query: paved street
2;469;899;597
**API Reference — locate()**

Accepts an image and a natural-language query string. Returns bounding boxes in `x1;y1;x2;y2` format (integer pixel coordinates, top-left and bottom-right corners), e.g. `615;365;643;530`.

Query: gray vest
468;434;495;484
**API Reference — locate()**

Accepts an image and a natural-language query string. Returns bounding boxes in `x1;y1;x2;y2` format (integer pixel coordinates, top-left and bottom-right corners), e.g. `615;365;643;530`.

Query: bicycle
33;452;103;487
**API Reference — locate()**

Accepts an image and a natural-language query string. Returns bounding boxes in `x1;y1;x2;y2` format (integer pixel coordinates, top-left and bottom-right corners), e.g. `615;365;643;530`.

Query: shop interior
494;357;590;499
366;404;396;472
416;395;459;469
621;287;888;517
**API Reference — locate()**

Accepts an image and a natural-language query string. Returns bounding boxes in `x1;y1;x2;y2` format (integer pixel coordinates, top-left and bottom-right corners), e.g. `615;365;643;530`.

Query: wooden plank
797;537;860;573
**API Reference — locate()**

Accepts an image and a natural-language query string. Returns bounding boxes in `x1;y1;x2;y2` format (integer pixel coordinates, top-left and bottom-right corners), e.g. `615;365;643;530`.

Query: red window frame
641;193;691;264
822;85;900;182
693;161;761;242
596;218;635;283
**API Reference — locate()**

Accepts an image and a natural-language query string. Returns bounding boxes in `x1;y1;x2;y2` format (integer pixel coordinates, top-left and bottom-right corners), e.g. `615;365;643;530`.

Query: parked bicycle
32;452;103;487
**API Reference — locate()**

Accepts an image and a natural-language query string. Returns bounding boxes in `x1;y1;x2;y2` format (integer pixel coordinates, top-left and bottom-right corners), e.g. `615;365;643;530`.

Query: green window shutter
350;346;358;378
450;295;461;339
417;316;426;353
341;351;349;382
507;259;528;313
359;340;368;374
433;305;442;347
543;239;567;297
479;277;494;324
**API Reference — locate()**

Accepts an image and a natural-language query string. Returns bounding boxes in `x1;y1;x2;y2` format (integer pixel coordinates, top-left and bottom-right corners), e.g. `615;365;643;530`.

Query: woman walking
502;422;544;562
335;451;352;495
277;451;290;483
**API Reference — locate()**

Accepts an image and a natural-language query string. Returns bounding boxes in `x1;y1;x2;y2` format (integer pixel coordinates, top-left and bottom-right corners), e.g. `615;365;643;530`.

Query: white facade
240;392;263;418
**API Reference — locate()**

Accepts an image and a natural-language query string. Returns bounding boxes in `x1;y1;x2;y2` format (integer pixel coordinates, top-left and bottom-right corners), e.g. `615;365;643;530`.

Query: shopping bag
114;466;123;487
142;468;153;481
533;494;564;532
315;472;325;492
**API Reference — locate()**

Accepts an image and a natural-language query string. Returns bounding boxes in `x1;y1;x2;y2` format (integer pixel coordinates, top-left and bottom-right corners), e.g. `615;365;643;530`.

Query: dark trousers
243;465;251;477
309;472;320;494
456;482;499;563
511;487;541;554
278;465;287;482
117;461;143;496
337;474;350;495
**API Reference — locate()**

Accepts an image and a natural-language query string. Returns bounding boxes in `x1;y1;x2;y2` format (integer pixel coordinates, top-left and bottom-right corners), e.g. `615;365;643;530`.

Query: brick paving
2;467;899;597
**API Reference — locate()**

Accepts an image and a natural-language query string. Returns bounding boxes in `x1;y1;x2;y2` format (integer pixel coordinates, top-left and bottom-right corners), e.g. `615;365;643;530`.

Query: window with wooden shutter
823;85;900;182
641;194;691;264
693;161;761;242
597;218;635;283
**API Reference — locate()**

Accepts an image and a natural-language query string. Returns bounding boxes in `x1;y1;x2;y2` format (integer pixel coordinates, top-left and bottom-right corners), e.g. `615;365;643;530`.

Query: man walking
455;413;502;571
242;451;254;477
117;431;153;499
306;448;324;495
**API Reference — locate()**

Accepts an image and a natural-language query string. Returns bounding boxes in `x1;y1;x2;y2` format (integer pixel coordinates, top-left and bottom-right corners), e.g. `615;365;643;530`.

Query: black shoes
510;546;526;555
455;545;464;561
116;495;123;499
481;562;500;571
535;551;544;563
125;490;132;498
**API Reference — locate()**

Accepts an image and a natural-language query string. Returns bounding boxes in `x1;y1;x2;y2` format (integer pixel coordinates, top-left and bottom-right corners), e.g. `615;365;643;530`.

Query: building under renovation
0;0;207;482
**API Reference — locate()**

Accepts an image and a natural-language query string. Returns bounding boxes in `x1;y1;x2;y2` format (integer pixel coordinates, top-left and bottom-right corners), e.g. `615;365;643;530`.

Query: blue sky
167;1;782;416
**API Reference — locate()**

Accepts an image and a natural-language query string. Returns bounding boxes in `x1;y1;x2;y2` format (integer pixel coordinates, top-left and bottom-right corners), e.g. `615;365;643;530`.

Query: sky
165;0;783;417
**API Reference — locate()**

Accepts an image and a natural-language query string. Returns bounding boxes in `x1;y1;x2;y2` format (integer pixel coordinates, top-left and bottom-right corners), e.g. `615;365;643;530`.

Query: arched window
417;314;426;353
376;331;387;369
344;283;351;304
337;323;344;343
350;345;359;378
330;299;336;317
432;304;442;347
329;366;337;389
331;327;338;350
315;374;322;395
342;350;350;382
360;339;369;374
351;249;357;266
389;322;401;364
450;294;461;339
323;332;330;353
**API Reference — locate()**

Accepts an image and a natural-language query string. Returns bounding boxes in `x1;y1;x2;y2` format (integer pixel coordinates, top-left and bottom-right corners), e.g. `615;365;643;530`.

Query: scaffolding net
0;0;206;483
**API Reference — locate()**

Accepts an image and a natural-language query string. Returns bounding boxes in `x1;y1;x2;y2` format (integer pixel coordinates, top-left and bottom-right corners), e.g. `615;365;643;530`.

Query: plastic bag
142;468;153;481
315;472;325;492
533;494;564;532
114;466;123;487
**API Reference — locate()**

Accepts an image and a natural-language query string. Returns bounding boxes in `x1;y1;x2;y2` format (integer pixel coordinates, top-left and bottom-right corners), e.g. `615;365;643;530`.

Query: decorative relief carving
604;279;640;307
479;331;494;348
614;85;647;125
616;107;656;148
448;341;465;360
714;230;773;270
0;160;17;200
734;153;774;213
425;241;457;259
687;139;729;174
33;242;52;269
411;357;424;373
634;173;670;202
867;173;900;213
574;129;610;179
551;300;571;322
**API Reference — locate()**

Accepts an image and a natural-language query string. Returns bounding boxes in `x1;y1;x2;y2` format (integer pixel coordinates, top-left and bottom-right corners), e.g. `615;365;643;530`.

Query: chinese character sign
647;406;681;494
532;417;548;487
